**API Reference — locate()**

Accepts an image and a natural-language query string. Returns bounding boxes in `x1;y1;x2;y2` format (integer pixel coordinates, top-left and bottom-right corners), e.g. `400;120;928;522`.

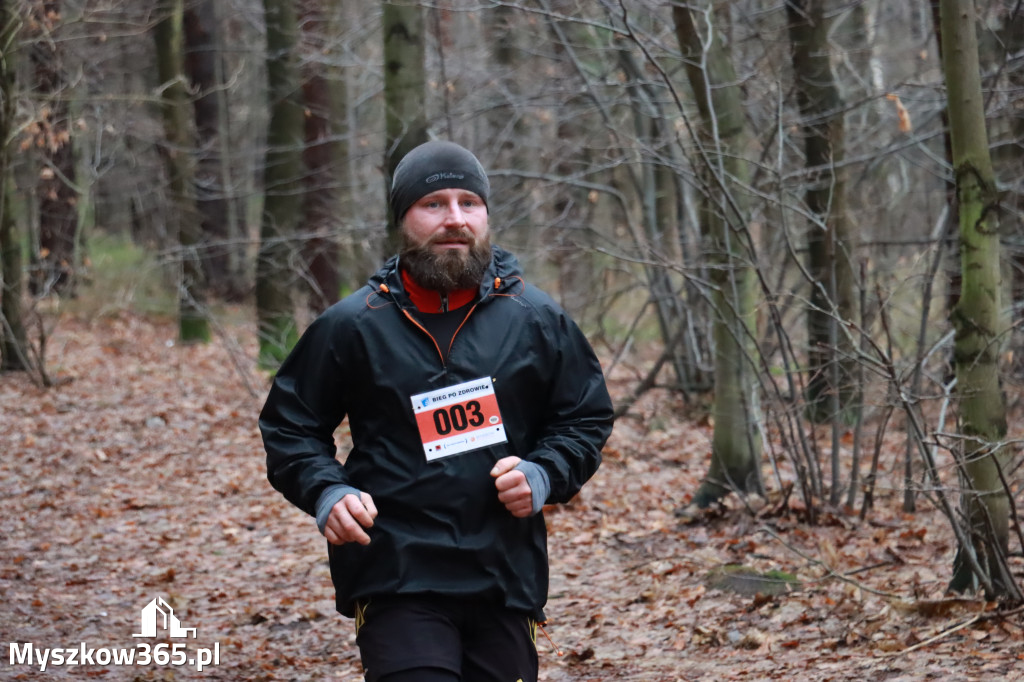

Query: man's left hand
491;456;533;518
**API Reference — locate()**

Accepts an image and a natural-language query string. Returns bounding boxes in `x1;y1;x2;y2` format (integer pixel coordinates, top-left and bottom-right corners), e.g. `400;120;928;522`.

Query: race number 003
411;377;508;460
432;400;485;435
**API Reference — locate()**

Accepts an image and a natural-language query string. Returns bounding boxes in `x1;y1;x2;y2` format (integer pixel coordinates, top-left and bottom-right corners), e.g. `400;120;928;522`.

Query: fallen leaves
1;313;1022;681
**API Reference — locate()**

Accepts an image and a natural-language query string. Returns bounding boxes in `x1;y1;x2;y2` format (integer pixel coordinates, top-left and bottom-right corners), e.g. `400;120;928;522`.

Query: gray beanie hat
389;141;490;222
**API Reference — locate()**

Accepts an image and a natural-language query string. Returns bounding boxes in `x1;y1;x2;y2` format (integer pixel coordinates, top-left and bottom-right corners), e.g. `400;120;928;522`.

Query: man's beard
400;230;492;292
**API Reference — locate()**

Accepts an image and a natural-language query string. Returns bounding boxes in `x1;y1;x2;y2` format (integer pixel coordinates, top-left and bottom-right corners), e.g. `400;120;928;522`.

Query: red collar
400;269;476;313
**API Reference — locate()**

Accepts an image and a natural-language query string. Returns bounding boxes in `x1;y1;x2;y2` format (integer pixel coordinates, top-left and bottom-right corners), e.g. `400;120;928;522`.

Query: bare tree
298;0;346;313
0;0;28;372
153;0;210;343
674;1;764;507
786;0;857;432
382;0;428;250
613;26;702;393
184;0;244;300
256;0;303;367
976;1;1024;333
27;0;78;298
939;0;1020;602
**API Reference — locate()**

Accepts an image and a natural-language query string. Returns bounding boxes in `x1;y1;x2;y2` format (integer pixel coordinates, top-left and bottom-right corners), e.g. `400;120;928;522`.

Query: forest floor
2;312;1023;681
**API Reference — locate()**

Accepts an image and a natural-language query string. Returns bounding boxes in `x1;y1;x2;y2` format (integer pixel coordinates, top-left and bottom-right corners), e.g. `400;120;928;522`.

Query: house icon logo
133;596;197;638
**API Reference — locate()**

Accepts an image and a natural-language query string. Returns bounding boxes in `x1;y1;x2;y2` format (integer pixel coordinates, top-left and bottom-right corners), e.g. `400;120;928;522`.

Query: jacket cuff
315;484;362;534
514;461;551;516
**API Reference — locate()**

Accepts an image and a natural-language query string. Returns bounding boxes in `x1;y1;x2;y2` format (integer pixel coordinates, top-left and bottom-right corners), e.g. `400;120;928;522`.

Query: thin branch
887;614;981;657
757;525;903;599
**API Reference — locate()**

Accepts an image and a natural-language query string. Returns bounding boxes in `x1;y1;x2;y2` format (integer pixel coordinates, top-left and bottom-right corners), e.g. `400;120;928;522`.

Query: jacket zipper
400;309;445;364
382;278;496;365
399;303;479;367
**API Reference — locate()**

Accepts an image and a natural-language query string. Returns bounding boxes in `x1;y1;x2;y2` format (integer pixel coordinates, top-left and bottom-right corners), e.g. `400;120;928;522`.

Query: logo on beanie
424;171;465;184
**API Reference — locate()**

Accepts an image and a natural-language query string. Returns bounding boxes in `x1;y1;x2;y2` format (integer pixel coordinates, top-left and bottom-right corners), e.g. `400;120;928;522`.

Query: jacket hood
368;244;524;303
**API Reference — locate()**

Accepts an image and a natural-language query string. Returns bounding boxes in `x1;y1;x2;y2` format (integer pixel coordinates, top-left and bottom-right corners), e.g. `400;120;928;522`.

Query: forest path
2;313;1020;680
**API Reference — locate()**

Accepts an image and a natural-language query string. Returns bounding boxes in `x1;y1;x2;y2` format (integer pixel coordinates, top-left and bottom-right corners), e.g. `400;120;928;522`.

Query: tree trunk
184;0;242;300
616;44;702;392
486;4;533;237
28;0;78;298
673;2;764;508
256;0;303;367
978;2;1024;350
154;0;210;344
543;9;600;322
382;0;428;250
0;185;27;373
0;0;28;371
929;0;962;337
299;0;345;313
939;0;1018;601
786;0;857;427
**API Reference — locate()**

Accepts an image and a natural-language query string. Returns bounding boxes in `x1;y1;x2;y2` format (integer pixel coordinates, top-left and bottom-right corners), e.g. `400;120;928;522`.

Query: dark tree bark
0;0;28;372
299;0;345;313
978;2;1024;334
256;0;303;367
786;0;857;429
673;2;764;508
0;187;26;373
154;0;210;343
929;0;962;336
184;0;243;300
28;0;78;298
382;0;428;251
939;0;1019;602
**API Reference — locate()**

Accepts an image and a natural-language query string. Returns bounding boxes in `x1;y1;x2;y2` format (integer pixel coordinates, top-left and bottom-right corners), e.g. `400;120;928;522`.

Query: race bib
410;377;508;461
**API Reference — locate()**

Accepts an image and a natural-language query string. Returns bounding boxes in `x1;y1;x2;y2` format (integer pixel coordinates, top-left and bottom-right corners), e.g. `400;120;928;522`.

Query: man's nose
442;199;466;226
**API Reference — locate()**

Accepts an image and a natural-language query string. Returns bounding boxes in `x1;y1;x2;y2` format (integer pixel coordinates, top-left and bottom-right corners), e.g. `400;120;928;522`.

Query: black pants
354;594;539;682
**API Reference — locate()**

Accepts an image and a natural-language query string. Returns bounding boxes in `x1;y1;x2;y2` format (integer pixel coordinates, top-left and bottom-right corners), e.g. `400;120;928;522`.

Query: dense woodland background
1;0;1024;678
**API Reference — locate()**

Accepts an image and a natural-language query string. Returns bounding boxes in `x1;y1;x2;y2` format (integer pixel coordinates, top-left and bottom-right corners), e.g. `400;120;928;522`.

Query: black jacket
260;246;613;619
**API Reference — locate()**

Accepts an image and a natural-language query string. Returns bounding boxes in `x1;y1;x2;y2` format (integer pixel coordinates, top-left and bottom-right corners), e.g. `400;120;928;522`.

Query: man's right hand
324;492;378;546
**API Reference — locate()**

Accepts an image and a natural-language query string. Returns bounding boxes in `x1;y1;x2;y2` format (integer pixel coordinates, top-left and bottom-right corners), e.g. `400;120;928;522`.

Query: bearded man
260;140;614;682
